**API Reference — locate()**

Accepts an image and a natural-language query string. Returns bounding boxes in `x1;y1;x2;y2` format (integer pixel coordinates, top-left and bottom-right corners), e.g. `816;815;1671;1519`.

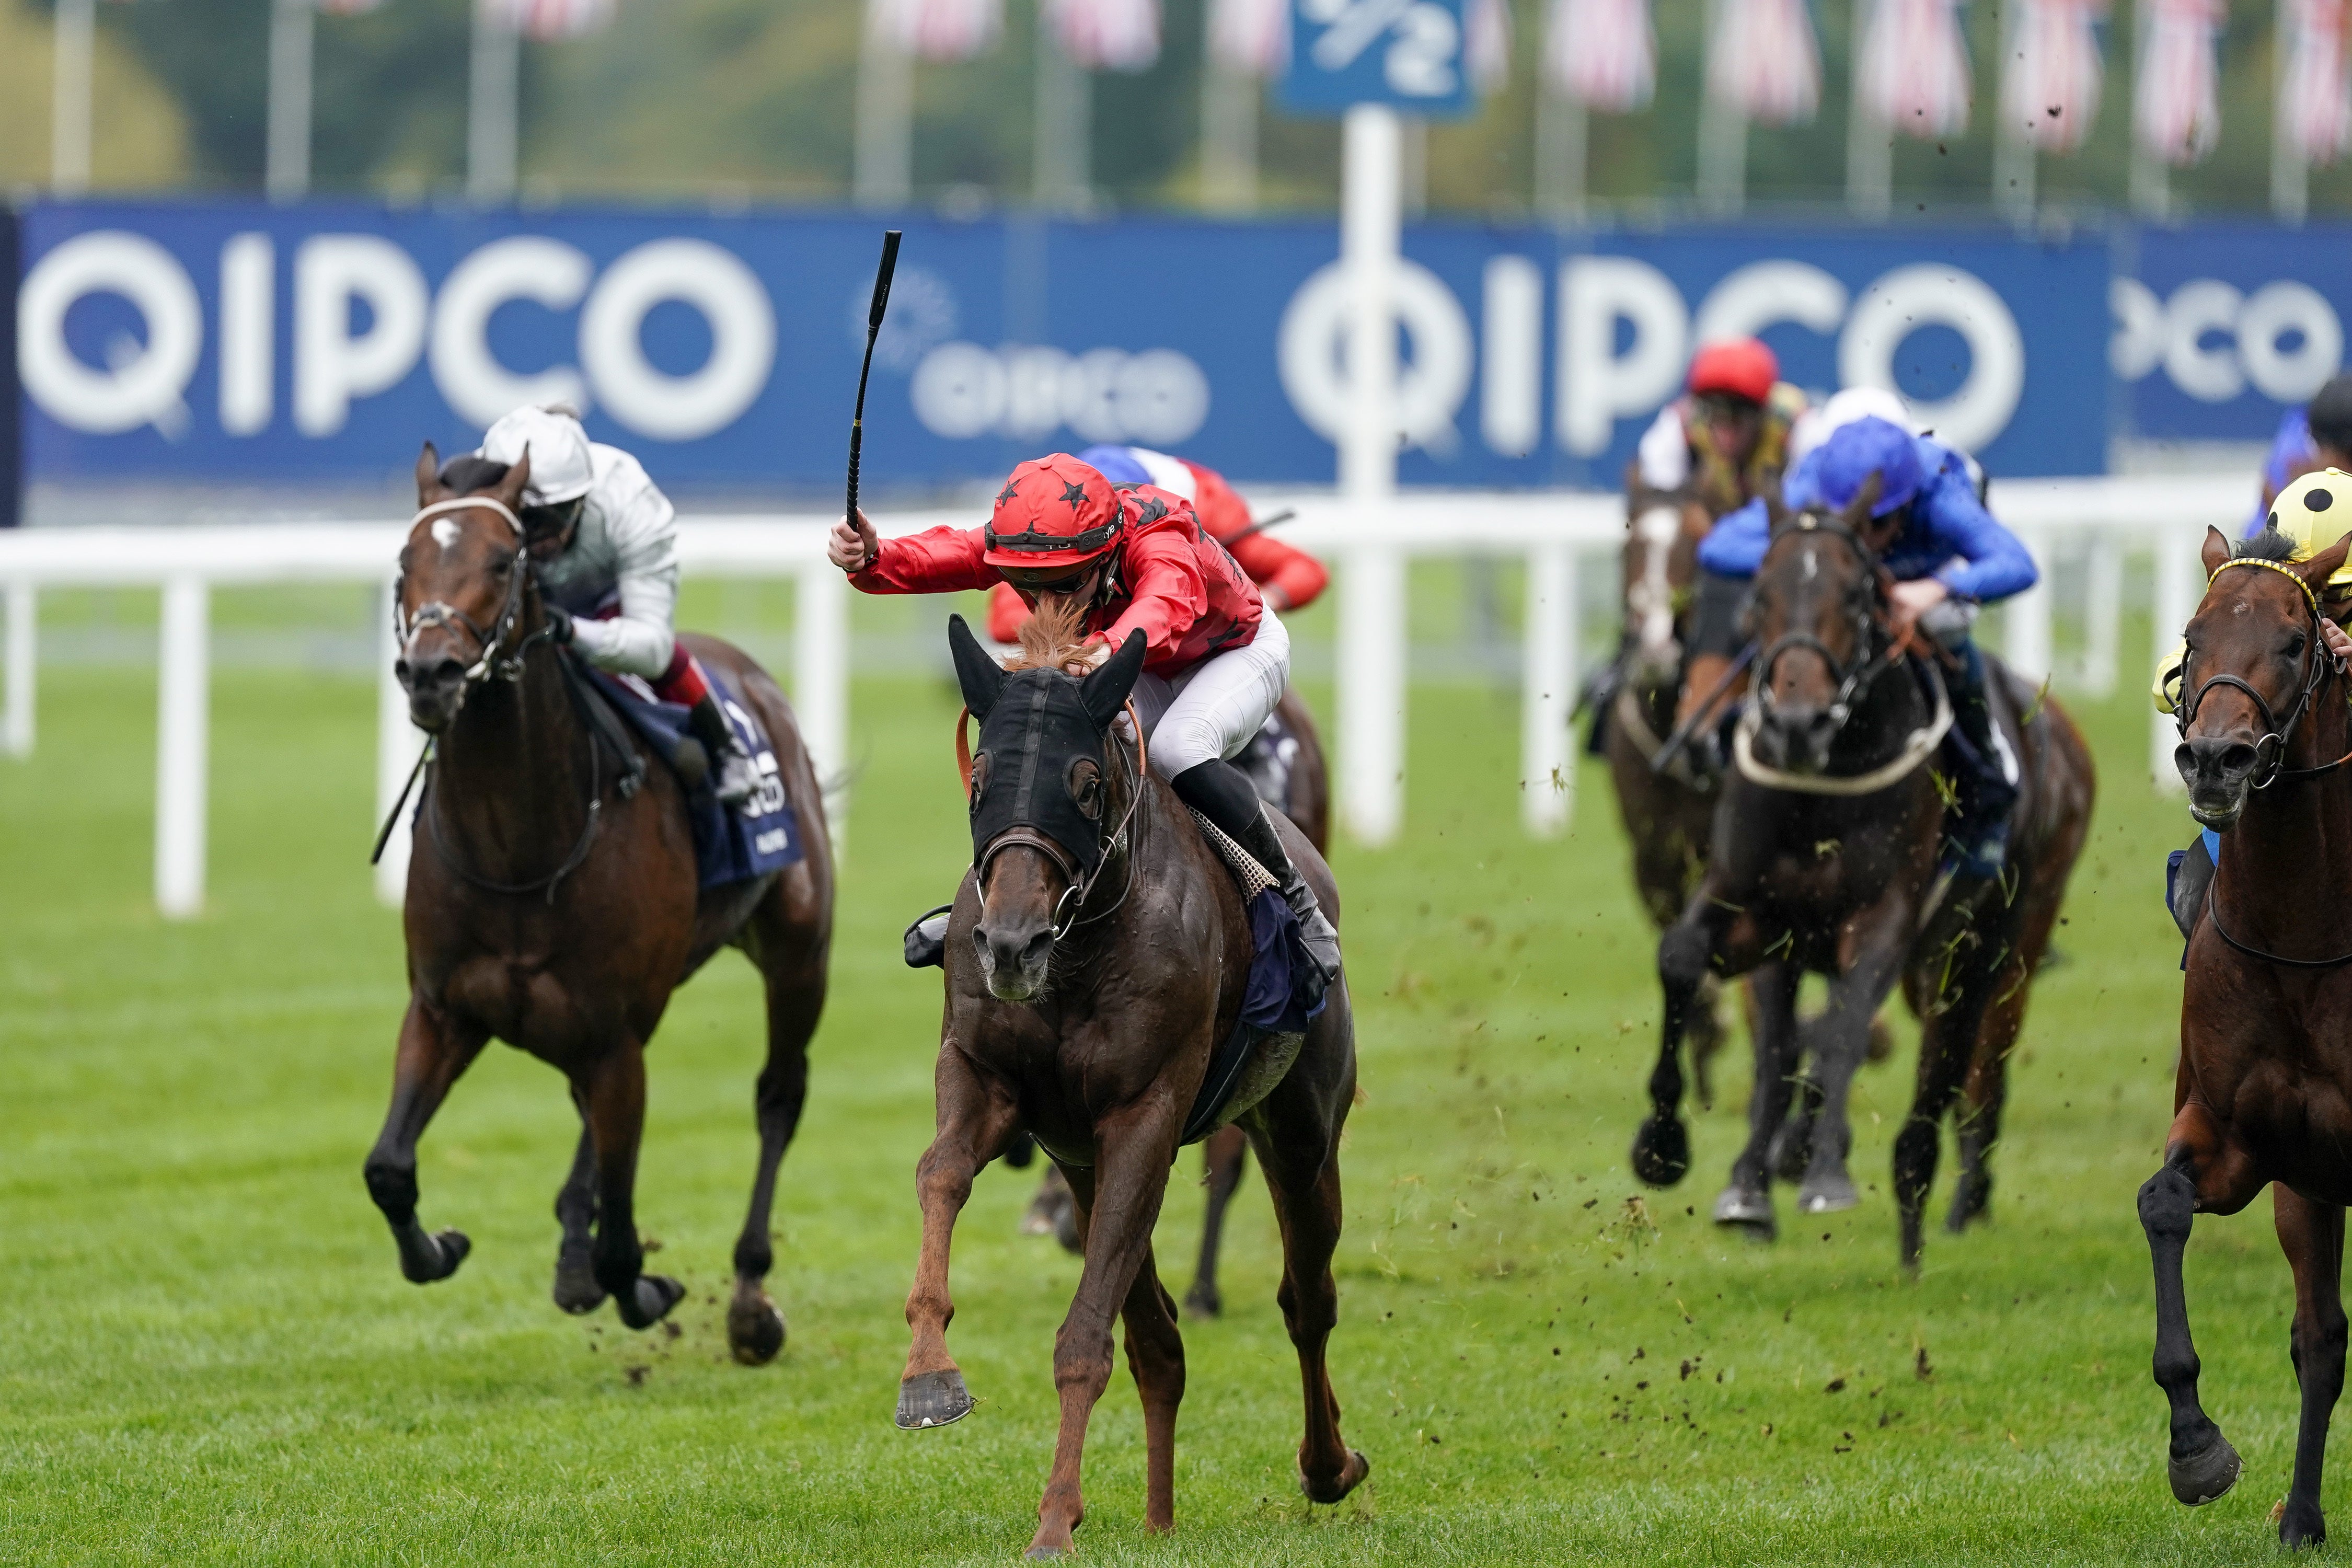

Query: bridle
394;497;550;690
956;698;1149;944
1751;515;1901;741
2175;556;2351;789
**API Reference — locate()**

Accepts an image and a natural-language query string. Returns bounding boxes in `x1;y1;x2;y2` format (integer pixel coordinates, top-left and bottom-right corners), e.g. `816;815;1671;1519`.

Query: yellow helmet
2261;467;2352;589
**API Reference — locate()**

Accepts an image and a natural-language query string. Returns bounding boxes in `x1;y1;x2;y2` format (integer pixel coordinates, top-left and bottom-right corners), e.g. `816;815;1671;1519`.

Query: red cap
983;454;1123;571
1687;339;1778;404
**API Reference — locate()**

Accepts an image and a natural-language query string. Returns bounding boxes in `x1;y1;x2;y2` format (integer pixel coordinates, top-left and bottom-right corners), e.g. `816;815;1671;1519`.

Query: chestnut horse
365;447;833;1363
2141;525;2352;1547
1630;490;2093;1267
897;612;1365;1557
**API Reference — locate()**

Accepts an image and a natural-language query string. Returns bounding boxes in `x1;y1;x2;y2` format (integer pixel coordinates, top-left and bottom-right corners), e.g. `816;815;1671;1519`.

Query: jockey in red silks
471;405;759;803
827;452;1341;983
982;445;1326;643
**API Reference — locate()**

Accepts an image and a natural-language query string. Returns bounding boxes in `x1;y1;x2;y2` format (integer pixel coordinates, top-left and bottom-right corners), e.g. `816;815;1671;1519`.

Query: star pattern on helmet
1060;480;1090;506
996;481;1020;504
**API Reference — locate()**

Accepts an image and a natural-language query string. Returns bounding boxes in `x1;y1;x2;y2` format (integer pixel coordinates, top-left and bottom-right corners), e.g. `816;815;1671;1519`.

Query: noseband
1753;516;1894;738
957;700;1148;944
395;497;540;689
2176;557;2346;789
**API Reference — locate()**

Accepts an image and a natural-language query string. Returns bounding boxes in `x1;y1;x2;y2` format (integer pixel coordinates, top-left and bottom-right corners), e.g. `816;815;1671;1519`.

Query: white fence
0;476;2249;918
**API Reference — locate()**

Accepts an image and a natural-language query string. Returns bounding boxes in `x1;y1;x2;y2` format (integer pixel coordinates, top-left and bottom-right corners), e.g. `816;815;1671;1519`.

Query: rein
1732;659;1953;795
959;698;1149;944
2177;556;2352;788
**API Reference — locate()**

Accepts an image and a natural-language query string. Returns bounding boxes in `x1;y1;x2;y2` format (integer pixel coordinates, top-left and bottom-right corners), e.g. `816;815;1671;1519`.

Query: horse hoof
1945;1179;1992;1233
728;1294;787;1366
1798;1175;1859;1214
1712;1185;1774;1233
1298;1448;1370;1505
1630;1115;1691;1188
1182;1283;1223;1319
2281;1497;2327;1549
896;1368;975;1429
403;1228;470;1284
2169;1431;2243;1506
616;1274;686;1330
552;1250;606;1315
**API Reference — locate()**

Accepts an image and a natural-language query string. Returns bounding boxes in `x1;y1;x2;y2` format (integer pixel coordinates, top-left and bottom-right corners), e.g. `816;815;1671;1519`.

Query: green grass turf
0;630;2318;1565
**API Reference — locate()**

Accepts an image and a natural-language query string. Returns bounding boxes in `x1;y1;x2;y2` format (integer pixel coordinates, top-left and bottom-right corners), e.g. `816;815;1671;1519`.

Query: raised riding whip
1219;507;1298;547
843;229;903;567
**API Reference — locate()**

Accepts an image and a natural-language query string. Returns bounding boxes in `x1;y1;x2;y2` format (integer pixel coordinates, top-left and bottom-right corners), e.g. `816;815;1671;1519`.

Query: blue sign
11;200;2125;501
2119;222;2352;448
1281;0;1476;119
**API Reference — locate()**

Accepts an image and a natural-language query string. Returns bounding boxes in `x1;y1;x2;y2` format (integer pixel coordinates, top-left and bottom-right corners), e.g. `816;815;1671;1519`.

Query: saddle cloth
586;665;802;889
1178;810;1324;1145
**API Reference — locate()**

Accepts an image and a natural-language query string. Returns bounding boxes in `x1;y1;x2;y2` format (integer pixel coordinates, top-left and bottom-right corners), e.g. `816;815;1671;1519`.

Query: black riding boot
686;691;760;806
1171;757;1342;991
1937;638;2018;880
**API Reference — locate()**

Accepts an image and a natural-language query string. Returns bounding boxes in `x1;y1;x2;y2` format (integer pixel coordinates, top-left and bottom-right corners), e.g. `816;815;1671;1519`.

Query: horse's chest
437;954;596;1054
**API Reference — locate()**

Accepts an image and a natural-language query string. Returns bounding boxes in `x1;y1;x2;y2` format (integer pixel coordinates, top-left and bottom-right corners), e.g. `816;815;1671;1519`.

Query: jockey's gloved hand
545;606;575;645
2324;618;2352;673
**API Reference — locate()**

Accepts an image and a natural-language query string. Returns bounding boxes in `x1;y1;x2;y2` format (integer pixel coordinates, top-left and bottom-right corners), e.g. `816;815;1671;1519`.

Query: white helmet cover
479;405;595;505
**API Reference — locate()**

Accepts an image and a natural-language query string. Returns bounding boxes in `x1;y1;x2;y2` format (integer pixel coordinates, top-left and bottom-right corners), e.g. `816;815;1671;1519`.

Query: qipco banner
2117;223;2352;443
14;200;2117;494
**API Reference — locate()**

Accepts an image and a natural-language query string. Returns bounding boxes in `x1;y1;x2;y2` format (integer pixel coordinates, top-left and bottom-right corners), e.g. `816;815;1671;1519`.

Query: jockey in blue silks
1689;415;2039;882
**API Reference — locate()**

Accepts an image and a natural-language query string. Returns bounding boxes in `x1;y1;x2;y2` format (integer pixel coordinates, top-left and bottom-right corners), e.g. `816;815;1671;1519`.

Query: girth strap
1179;1014;1258;1146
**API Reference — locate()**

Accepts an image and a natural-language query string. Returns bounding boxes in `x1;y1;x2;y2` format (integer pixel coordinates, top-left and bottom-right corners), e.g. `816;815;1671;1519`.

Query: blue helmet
1073;444;1152;487
1811;416;1924;518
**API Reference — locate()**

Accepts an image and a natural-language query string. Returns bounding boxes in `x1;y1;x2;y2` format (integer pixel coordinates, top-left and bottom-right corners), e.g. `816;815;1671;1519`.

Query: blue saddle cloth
585;666;802;889
1179;886;1327;1145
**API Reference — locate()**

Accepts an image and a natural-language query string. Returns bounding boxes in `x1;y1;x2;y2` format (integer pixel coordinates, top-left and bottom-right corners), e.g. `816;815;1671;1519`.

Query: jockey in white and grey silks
470;405;759;805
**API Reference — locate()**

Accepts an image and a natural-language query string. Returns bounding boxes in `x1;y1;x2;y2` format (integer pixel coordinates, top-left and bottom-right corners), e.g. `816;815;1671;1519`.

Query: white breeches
1128;610;1292;779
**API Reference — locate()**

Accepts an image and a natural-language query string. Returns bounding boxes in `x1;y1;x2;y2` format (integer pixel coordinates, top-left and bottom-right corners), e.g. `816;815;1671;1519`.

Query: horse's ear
2300;530;2352;594
947;614;1006;720
1079;630;1148;731
416;442;444;504
1760;480;1790;534
2200;525;2233;579
1837;472;1884;535
494;447;533;515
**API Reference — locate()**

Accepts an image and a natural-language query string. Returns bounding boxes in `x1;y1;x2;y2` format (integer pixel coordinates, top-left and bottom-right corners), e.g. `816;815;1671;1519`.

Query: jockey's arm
1919;464;2037;604
566;478;679;680
1693;497;1771;580
1098;530;1209;665
844;523;1000;595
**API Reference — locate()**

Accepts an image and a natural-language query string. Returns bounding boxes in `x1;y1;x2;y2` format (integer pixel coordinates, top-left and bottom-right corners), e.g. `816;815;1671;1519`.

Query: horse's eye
970;754;990;810
1067;758;1103;819
2287;632;2308;659
491;556;511;576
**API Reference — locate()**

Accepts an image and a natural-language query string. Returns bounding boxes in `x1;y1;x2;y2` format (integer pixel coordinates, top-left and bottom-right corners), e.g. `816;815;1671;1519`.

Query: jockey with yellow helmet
2160;468;2352;935
827;452;1340;984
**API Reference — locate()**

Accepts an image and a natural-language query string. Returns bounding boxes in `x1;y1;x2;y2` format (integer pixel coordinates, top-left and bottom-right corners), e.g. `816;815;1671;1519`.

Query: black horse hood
949;615;1146;874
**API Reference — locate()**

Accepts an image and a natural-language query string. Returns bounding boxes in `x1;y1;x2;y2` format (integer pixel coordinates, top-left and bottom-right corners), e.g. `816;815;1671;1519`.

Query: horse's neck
432;649;591;871
1828;639;1926;771
2228;679;2352;904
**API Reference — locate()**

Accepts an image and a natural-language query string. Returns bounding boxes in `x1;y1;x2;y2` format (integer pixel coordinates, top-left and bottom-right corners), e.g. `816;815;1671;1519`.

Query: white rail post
2152;521;2205;791
1335;103;1405;847
155;577;211;919
2081;531;2123;697
375;581;423;907
795;561;850;852
2004;523;2053;687
3;581;32;758
1521;540;1575;836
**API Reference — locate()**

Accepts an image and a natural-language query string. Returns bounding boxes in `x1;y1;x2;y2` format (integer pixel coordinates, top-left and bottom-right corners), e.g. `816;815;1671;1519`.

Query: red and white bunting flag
1544;0;1655;112
2000;0;2106;154
2135;0;2222;164
1045;0;1159;71
1468;0;1512;93
1707;0;1821;125
318;0;388;15
873;0;1003;61
2279;0;2351;165
1208;0;1286;76
1861;0;1973;138
486;0;614;41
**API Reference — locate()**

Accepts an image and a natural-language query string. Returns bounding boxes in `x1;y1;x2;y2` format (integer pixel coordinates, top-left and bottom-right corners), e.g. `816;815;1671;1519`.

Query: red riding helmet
1686;339;1779;405
982;454;1124;573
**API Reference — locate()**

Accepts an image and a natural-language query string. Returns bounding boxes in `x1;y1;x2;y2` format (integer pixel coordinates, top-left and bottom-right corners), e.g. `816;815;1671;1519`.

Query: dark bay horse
2141;525;2352;1546
1025;686;1330;1320
1630;491;2093;1267
898;612;1365;1557
366;447;833;1363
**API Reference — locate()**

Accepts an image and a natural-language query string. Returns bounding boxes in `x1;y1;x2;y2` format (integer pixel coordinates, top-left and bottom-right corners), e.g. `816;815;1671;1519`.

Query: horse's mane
1005;595;1097;675
2236;528;2299;563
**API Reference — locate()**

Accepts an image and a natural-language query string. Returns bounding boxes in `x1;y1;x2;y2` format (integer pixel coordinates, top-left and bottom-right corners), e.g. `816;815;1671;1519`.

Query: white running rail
0;475;2252;918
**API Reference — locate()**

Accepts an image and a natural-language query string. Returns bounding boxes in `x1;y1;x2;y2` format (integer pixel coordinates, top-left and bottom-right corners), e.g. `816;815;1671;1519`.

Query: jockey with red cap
1631;338;1807;521
828;452;1341;982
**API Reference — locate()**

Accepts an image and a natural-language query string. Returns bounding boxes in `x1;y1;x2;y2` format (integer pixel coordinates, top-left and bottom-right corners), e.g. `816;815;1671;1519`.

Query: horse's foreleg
727;962;823;1367
2141;1114;2261;1508
1893;987;1986;1271
1118;1246;1186;1534
362;998;488;1285
1633;898;1744;1187
1029;1104;1181;1559
1715;960;1799;1236
898;1047;1020;1431
2276;1185;2347;1548
1947;952;2031;1235
1182;1126;1249;1318
579;1039;683;1332
551;1100;604;1313
1796;919;1911;1218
